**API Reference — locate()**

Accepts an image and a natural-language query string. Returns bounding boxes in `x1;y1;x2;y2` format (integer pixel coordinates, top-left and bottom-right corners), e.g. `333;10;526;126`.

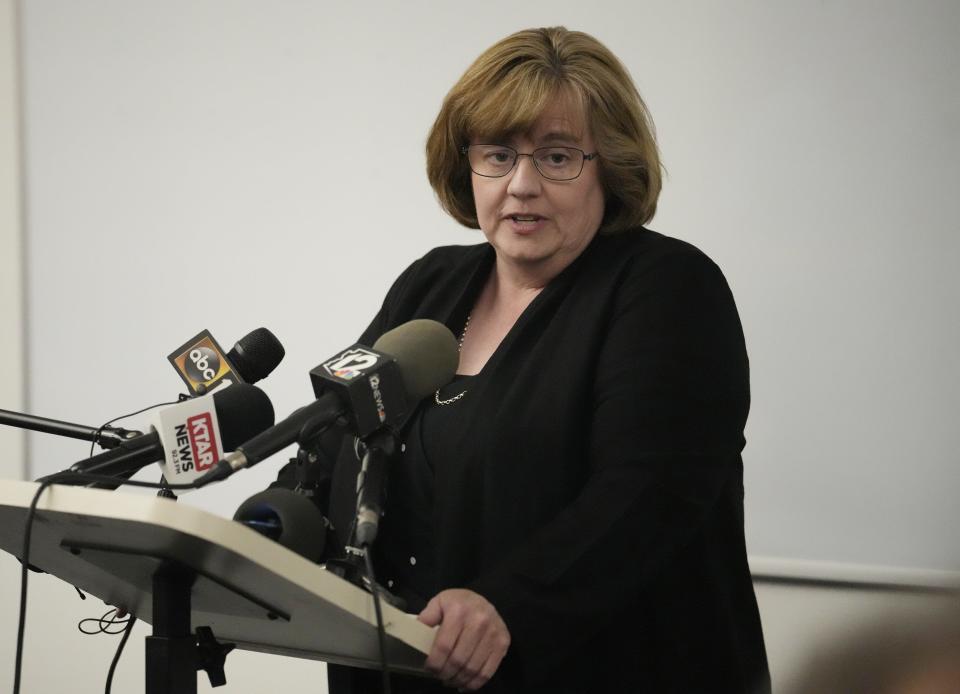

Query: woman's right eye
486;150;512;163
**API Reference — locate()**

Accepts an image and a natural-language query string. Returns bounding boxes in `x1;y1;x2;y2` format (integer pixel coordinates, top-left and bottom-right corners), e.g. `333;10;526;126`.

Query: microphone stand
20;393;195;492
5;403;239;691
354;430;397;548
0;407;142;449
324;429;405;609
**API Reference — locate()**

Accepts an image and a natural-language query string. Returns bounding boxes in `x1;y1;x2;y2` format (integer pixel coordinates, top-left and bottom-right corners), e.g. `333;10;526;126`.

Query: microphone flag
167;329;244;395
152;392;225;484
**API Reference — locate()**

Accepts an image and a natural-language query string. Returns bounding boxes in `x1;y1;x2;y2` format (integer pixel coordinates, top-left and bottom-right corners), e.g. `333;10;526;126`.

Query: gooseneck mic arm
0;408;142;449
354;430;399;547
196;394;346;486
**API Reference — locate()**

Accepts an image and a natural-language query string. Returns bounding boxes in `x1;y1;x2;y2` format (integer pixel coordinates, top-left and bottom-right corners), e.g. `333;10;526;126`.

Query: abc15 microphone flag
167;329;244;395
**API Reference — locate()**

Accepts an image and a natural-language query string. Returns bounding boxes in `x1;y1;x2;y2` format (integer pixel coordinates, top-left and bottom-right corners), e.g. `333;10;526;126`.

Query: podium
0;480;433;691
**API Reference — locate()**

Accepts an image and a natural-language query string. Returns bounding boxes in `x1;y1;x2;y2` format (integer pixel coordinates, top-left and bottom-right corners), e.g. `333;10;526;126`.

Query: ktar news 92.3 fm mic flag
63;384;275;490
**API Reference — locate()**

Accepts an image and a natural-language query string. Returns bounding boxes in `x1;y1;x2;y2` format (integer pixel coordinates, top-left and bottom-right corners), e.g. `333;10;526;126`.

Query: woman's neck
485;272;540;325
492;253;563;294
455;262;544;376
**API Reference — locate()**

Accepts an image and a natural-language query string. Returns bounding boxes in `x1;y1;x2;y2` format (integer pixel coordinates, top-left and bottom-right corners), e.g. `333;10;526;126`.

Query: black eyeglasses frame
460;144;600;182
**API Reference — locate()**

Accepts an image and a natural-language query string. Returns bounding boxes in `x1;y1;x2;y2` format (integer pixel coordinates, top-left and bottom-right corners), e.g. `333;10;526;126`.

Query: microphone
353;429;399;547
58;383;275;489
168;327;285;395
226;328;286;384
233;488;330;562
196;319;458;486
3;329;283;455
0;408;142;449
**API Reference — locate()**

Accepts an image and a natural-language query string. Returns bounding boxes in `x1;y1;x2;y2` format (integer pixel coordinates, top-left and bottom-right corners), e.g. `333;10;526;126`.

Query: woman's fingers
418;588;511;690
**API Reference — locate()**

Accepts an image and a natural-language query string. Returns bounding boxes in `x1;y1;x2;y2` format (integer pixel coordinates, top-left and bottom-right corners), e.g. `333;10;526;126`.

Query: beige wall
0;0;25;479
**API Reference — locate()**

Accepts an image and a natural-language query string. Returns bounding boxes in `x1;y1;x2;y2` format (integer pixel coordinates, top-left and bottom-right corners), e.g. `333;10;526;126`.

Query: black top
305;230;769;693
375;373;476;612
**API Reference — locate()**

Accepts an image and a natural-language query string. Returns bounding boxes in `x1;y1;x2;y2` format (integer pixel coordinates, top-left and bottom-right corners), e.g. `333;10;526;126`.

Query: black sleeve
468;250;750;677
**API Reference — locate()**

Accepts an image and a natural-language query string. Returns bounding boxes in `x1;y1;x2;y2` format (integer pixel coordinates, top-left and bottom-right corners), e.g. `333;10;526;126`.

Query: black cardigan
319;229;770;693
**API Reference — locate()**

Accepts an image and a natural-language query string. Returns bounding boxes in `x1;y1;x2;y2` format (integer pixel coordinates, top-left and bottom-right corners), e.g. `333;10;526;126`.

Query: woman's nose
506;154;542;198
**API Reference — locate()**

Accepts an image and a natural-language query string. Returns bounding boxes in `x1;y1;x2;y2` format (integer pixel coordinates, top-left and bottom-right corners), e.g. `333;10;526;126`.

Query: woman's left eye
539;149;571;166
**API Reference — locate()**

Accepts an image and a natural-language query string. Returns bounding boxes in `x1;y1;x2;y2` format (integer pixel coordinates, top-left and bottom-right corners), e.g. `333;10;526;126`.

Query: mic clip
93;426;143;450
291;447;328;499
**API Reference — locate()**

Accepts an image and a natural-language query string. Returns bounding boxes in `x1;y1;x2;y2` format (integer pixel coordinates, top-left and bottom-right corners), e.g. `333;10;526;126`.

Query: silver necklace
434;313;471;406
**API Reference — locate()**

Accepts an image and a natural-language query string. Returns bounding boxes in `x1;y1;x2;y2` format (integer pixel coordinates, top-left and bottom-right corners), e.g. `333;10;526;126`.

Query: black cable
105;613;136;694
12;472;195;692
98;609;132;636
13;478;54;694
87;399;180;457
38;470;199;491
78;608;132;636
13;399;193;694
363;548;391;694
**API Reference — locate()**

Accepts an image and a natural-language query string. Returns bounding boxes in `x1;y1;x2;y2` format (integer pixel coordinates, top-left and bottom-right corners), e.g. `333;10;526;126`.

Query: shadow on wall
786;591;960;694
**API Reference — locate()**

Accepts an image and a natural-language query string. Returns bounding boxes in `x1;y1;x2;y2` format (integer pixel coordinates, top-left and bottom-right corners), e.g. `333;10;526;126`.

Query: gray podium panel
0;480;434;674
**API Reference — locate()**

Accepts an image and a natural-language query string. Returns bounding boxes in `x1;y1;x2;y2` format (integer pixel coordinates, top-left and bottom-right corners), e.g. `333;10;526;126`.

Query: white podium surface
0;479;434;674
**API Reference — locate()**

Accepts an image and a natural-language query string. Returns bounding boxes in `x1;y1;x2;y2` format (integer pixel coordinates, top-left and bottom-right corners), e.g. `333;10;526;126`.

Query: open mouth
509;215;543;222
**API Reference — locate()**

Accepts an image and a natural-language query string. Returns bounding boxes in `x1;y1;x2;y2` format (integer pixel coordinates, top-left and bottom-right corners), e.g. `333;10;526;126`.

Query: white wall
0;0;24;481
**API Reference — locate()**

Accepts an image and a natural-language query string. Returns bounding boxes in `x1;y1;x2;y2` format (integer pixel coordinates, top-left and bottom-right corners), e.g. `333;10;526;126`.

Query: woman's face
470;97;605;282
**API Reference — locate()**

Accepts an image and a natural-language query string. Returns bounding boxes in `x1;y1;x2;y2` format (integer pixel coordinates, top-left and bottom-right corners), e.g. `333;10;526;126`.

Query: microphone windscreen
233;488;327;562
228;328;285;384
212;383;275;449
373;319;459;399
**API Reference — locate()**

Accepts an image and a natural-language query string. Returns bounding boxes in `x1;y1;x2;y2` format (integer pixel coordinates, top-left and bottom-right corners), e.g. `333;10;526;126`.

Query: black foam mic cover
233;488;327;562
228;328;286;384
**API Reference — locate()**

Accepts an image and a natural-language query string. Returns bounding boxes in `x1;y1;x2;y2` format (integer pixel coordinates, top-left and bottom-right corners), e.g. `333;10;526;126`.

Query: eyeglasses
461;144;599;181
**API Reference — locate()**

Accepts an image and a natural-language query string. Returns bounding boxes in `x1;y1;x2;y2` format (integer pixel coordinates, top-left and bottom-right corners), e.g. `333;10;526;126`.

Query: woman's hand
418;588;511;691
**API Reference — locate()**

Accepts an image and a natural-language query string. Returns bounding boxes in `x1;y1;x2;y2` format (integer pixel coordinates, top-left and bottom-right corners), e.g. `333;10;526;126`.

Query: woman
322;26;770;693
